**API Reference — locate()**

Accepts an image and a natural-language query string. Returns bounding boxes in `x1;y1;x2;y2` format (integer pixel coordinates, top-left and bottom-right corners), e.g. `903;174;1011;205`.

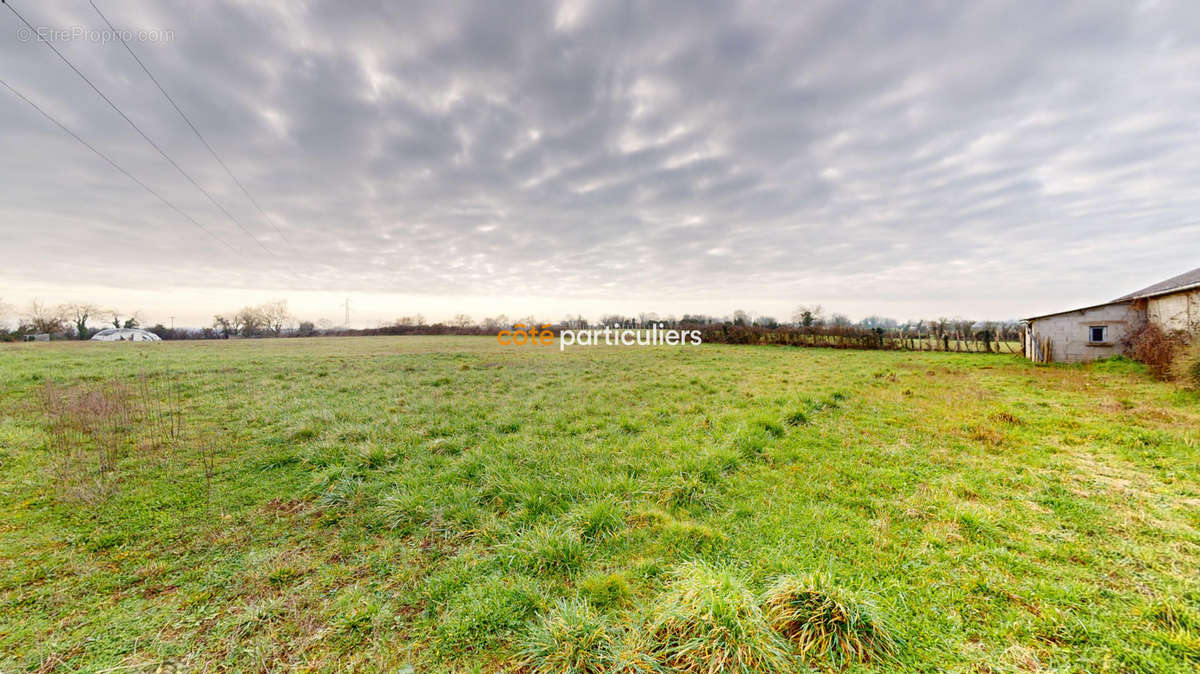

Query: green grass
0;336;1197;672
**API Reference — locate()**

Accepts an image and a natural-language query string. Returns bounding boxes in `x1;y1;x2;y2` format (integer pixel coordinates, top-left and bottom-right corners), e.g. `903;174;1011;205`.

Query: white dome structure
90;327;162;342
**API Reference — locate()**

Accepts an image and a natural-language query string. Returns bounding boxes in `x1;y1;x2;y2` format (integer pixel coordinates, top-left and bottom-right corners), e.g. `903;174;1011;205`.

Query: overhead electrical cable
90;0;293;245
3;0;276;256
0;76;241;255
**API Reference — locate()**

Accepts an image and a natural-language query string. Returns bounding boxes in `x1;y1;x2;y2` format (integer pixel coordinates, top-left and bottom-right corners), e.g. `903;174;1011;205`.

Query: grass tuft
783;410;809;426
752;417;785;438
762;572;897;667
729;430;769;461
519;598;616;673
605;626;666;673
646;561;793;673
574;498;625;541
1144;599;1199;632
579;572;634;609
501;523;586;575
661;473;720;512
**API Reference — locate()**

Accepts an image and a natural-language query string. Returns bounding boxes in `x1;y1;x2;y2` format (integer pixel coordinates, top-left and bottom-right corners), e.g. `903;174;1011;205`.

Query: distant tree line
0;299;149;341
0;297;1021;353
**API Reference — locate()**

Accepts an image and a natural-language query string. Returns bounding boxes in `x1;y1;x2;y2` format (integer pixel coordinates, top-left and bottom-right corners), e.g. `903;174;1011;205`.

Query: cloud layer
2;0;1198;321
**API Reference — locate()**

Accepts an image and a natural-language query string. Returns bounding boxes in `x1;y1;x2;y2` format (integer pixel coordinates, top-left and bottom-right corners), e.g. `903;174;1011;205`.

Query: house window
1089;326;1107;343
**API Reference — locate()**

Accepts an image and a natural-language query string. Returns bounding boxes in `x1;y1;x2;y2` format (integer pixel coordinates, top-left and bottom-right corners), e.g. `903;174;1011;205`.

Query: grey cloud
1;0;1198;319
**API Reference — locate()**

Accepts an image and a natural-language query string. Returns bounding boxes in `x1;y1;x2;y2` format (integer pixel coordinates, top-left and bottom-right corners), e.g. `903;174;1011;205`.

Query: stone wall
1147;288;1200;333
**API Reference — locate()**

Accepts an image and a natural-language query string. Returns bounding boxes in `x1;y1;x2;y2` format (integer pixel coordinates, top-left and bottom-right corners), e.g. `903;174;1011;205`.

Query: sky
1;0;1198;329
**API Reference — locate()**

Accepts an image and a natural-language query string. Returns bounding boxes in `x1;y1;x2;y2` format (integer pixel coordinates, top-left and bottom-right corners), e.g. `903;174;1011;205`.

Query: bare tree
22;300;66;334
451;313;474;328
392;313;428;328
212;314;240;338
0;297;15;331
791;304;824;327
259;299;291;336
107;309;142;329
236;306;266;337
482;315;509;330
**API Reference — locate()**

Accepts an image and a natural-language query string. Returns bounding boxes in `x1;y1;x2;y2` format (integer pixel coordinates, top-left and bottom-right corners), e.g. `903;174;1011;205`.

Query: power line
89;0;292;245
3;0;276;256
0;76;241;255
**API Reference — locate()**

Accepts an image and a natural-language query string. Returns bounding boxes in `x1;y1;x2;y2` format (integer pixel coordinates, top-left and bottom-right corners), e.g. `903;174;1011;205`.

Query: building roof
1112;265;1200;301
1024;265;1199;322
1023;299;1133;322
90;327;162;342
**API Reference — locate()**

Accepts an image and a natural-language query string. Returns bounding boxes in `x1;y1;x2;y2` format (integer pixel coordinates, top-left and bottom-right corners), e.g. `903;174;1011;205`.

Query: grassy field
0;337;1197;672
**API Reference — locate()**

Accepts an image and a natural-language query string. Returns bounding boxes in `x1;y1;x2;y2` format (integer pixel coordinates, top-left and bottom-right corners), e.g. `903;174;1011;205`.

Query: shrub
762;573;897;667
646;561;793;673
519;598;617;673
1126;323;1182;379
1172;339;1200;389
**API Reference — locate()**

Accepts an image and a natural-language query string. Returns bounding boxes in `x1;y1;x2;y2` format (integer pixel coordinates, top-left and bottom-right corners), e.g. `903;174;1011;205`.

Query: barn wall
1147;288;1200;333
1028;302;1139;363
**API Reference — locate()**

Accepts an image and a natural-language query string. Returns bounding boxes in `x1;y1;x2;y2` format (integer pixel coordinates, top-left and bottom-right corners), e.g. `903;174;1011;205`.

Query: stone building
1024;266;1200;363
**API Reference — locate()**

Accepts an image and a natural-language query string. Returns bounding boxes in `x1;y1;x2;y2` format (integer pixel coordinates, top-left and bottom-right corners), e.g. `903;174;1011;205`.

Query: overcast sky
1;0;1198;328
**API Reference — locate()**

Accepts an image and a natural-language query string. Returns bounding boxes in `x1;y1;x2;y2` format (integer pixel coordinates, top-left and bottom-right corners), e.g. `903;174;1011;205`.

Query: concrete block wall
1028;302;1138;363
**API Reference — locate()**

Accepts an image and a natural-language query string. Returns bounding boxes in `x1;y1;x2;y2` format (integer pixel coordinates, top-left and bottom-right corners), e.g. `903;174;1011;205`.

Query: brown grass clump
40;380;135;497
762;573;898;667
